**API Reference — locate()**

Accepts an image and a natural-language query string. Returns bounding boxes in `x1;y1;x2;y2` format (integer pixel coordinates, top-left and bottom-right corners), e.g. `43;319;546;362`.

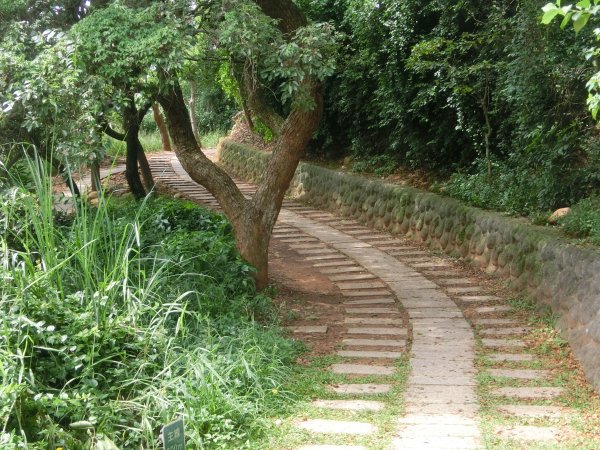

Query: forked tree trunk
123;105;147;199
152;103;172;152
137;144;155;193
158;0;322;290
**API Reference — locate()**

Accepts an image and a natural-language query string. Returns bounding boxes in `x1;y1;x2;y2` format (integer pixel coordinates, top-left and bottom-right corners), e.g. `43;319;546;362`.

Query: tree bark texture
152;103;172;152
158;0;322;290
188;80;202;146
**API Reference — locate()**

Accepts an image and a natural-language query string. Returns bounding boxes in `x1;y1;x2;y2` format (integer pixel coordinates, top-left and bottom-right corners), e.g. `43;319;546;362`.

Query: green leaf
541;8;561;24
577;0;591;8
560;11;574;28
573;12;591;32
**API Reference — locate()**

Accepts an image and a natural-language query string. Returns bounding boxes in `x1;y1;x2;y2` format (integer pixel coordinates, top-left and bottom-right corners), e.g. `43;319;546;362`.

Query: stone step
435;278;475;286
297;445;367;450
297;248;337;255
330;364;395;375
313;260;355;267
342;290;391;297
306;254;348;261
329;274;376;282
346;327;408;336
493;425;561;441
337;350;403;359
343;298;395;305
328;383;392;395
458;295;502;303
296;419;376;435
343;338;406;347
487;368;549;380
391;435;481;449
345;307;398;314
338;281;387;290
479;327;530;336
312;399;385;411
487;353;535;362
346;317;403;325
475;305;512;314
446;286;483;294
290;326;328;334
498;404;572;419
320;266;364;274
471;318;519;326
492;387;564;399
481;339;526;348
422;270;461;277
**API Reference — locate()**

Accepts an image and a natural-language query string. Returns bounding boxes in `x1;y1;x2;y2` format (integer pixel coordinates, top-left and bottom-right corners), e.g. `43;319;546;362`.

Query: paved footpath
147;151;589;449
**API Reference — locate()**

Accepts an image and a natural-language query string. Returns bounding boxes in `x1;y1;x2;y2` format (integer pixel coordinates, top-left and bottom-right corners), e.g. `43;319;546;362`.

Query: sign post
162;418;185;450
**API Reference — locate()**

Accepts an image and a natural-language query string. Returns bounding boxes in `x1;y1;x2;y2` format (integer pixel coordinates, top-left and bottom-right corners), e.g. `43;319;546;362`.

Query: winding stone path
145;151;590;449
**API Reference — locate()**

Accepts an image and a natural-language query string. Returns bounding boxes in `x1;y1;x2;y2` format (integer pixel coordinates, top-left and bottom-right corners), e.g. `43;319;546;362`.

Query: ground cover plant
0;157;300;449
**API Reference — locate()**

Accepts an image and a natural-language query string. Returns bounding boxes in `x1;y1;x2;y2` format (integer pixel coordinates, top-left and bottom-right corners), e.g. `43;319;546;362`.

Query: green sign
162;418;185;450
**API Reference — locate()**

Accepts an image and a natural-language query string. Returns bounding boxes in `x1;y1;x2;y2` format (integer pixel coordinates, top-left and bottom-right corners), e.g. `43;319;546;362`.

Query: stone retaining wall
217;139;600;391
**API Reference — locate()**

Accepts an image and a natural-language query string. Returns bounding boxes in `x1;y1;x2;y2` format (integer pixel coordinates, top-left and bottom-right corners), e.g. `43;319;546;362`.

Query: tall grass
105;130;227;157
0;154;298;449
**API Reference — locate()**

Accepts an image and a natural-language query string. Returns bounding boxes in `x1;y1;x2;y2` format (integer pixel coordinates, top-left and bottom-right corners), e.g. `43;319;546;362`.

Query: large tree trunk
152;103;172;152
188;79;202;146
158;0;322;290
137;143;155;193
123;105;147;199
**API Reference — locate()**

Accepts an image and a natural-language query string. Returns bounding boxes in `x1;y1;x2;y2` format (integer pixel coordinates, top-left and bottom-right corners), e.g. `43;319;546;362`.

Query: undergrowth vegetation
0;157;299;449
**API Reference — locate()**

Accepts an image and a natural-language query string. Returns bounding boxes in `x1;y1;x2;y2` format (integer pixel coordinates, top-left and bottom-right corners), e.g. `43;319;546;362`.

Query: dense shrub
300;0;600;214
0;163;298;449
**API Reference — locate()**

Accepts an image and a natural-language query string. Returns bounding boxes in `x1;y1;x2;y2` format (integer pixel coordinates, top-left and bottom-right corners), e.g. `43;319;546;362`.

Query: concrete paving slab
345;317;403;325
446;286;483;294
312;399;385;411
298;445;367;450
404;402;480;418
471;318;519;326
337;281;387;290
391;435;481;449
306;254;348;261
342;289;391;297
337;350;403;359
408;309;464;319
457;295;502;303
488;368;549;380
297;248;337;255
329;273;376;282
401;298;455;308
475;305;512;314
493;425;561;441
436;278;475;285
498;404;572;419
492;387;564;399
343;338;406;347
296;419;376;435
481;339;526;348
347;327;407;336
343;298;395;305
330;364;395;375
328;384;392;395
405;385;478;404
313;260;355;267
320;266;363;274
345;307;398;314
291;326;328;334
396;423;481;438
480;327;530;336
487;353;535;362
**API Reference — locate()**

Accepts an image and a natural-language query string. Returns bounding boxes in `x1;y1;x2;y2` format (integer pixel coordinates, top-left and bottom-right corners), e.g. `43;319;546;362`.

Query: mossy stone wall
217;139;600;391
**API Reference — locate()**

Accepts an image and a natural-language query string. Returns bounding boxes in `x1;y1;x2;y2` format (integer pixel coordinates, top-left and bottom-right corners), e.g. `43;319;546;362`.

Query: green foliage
0;158;299;449
351;154;398;177
560;195;600;243
301;0;600;217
